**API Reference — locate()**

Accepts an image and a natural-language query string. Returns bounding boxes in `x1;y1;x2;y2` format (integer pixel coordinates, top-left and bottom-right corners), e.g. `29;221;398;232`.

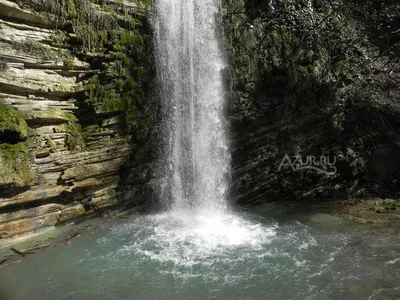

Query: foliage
84;28;150;114
48;30;68;48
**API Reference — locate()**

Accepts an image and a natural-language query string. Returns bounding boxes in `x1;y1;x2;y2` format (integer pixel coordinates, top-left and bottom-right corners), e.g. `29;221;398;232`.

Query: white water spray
153;0;229;211
149;0;275;258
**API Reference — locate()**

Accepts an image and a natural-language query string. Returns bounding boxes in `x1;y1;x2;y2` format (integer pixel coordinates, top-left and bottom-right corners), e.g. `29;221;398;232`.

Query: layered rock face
0;0;156;239
223;0;400;205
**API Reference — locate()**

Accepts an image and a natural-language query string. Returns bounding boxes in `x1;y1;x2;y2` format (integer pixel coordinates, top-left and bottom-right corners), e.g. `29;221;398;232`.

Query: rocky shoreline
314;198;400;226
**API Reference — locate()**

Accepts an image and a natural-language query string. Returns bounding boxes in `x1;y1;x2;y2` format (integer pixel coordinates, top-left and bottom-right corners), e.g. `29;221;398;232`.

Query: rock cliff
223;0;400;206
0;0;156;240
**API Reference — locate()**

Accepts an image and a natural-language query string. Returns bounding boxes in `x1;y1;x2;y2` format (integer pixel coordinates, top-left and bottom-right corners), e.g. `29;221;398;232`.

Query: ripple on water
109;209;277;269
2;209;400;299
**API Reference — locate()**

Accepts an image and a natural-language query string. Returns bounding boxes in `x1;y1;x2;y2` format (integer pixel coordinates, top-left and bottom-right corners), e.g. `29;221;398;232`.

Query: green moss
13;39;72;61
281;27;291;40
14;39;54;59
298;64;315;75
49;30;68;48
64;122;85;151
85;74;126;113
55;111;85;151
64;112;78;123
0;102;28;139
65;58;75;69
137;0;151;9
68;0;77;17
129;17;142;27
0;142;35;188
84;24;151;119
37;0;153;143
0;103;34;188
0;142;28;160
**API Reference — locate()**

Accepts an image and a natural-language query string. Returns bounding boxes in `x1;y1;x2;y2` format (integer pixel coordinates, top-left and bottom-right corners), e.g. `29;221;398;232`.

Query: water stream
0;206;399;299
153;0;229;211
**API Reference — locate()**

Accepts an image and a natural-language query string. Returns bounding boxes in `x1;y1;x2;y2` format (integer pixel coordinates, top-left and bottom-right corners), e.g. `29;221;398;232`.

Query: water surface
1;205;399;300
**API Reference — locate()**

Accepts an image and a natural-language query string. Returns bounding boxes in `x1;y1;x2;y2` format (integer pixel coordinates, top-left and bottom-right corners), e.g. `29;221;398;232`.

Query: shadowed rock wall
223;0;400;205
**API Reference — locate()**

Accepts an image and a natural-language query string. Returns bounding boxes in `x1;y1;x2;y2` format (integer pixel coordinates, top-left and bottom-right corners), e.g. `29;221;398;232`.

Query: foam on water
116;210;277;268
1;209;400;299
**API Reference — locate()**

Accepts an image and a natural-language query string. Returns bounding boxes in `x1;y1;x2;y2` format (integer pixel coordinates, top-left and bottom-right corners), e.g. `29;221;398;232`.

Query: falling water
153;0;229;211
149;0;274;269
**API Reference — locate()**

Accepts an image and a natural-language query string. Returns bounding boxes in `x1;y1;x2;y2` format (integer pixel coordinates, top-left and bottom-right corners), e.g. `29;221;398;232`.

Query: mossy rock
0;102;28;141
27;109;77;125
13;39;72;61
0;142;35;190
63;121;85;151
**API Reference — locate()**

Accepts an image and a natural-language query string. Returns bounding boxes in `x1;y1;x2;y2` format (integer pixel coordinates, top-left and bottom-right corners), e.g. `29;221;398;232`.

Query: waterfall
153;0;230;211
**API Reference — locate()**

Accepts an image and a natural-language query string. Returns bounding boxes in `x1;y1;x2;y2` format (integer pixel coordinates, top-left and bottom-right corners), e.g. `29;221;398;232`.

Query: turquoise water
0;205;399;300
